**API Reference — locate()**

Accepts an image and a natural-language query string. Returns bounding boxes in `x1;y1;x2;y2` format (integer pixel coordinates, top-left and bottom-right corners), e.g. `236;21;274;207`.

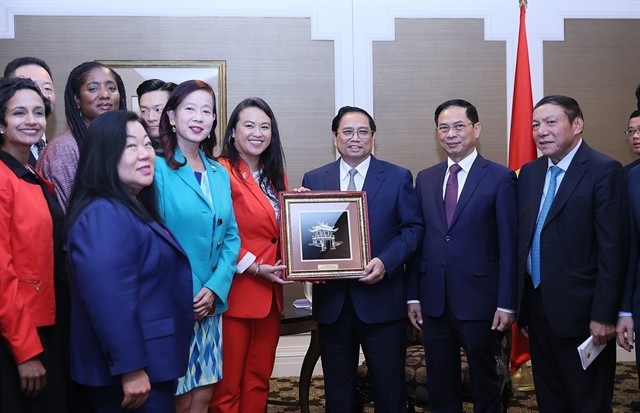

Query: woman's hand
290;186;311;193
17;357;47;397
121;369;150;409
193;287;217;320
256;260;294;285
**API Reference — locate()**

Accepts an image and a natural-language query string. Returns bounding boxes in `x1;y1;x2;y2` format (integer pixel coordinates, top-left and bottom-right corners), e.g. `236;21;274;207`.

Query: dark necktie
35;138;46;156
444;164;462;227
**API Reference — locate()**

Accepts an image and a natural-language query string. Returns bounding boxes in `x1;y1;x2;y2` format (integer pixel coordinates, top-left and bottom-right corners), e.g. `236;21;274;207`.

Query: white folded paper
293;298;312;309
577;336;607;370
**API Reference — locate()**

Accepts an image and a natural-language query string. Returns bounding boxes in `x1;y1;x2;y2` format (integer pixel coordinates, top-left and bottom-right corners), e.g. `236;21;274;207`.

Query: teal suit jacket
155;148;240;312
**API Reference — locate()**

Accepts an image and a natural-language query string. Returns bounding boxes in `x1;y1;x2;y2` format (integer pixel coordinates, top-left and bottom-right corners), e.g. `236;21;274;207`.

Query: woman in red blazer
210;97;292;413
0;77;70;412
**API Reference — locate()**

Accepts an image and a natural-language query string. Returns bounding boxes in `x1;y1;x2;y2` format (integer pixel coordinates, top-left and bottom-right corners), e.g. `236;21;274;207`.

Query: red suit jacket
0;153;55;364
218;158;286;318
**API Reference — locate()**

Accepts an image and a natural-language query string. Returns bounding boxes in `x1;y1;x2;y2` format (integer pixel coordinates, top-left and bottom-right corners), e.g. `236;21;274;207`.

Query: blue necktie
347;168;357;191
531;166;562;288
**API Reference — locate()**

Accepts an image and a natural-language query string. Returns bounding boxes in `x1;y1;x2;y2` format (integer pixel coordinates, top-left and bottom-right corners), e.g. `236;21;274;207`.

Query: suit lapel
362;156;385;201
449;156;488;229
148;220;188;258
322;159;342;190
237;161;278;230
520;158;548;243
430;162;448;231
543;143;590;227
173;148;212;207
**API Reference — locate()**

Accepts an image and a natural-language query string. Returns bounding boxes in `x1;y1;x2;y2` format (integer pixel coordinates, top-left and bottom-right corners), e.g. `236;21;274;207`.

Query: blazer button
271;238;277;244
212;265;217;271
217;218;223;226
444;236;451;242
440;262;445;268
216;242;222;249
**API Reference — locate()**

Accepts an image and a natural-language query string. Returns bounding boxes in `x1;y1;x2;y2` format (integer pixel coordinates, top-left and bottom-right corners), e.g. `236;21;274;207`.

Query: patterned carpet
267;361;640;412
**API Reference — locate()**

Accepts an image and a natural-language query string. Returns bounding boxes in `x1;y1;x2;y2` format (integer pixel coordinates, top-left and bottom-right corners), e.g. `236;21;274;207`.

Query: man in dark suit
302;106;423;412
623;109;640;174
617;163;640;384
517;95;628;413
407;99;517;413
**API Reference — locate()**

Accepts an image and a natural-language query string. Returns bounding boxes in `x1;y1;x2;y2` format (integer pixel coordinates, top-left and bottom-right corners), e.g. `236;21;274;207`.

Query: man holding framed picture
301;106;423;412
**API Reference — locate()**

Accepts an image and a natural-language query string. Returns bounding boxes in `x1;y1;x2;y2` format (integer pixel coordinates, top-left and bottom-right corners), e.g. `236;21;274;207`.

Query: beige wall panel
1;15;336;301
373;18;506;178
544;19;640;166
0;15;336;189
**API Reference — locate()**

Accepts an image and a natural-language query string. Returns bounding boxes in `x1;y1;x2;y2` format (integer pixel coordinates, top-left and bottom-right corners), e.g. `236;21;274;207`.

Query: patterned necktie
347;168;357;191
444;164;462;227
35;138;46;156
531;166;562;288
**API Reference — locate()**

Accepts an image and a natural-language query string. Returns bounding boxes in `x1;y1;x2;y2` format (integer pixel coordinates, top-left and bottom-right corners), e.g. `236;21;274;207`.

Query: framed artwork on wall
99;60;227;149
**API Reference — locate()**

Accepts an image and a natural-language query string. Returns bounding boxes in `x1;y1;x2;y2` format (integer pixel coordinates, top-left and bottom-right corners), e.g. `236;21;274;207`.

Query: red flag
509;2;536;373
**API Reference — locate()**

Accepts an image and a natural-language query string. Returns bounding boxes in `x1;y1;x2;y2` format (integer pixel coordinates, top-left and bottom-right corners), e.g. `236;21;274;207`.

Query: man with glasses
302;106;423;412
407;99;517;413
623;104;640;174
517;95;627;413
617;105;640;386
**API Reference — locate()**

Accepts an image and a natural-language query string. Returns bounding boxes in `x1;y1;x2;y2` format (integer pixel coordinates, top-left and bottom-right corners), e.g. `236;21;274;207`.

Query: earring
172;126;176;133
207;134;211;139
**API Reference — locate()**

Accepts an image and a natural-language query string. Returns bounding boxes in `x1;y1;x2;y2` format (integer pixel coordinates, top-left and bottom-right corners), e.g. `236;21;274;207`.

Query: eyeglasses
339;128;373;139
625;127;640;137
436;122;474;135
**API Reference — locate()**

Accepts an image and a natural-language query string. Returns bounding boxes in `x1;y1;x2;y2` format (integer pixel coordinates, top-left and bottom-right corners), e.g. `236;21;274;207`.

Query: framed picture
280;191;371;280
99;60;227;151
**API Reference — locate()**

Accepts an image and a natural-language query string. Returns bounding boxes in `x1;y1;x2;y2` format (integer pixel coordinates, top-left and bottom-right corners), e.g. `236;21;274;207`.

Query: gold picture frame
280;191;371;280
99;60;227;151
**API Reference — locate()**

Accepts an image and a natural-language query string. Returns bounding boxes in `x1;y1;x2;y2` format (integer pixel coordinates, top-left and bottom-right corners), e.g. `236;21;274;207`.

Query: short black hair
534;95;583;124
136;79;177;97
331;106;376;134
434;99;479;125
3;56;53;79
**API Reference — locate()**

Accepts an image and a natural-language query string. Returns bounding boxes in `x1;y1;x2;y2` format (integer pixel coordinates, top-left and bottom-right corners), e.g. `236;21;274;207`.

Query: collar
0;150;32;179
547;138;582;172
340;155;372;179
447;149;478;173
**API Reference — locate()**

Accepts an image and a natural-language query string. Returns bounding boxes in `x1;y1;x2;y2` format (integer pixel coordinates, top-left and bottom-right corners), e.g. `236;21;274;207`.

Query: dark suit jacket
302;156;423;324
620;166;640;326
624;158;640;175
66;199;193;386
407;155;518;320
517;142;628;337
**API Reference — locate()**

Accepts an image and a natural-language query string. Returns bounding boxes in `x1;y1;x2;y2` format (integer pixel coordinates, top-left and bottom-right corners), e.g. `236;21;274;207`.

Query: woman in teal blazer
154;80;240;413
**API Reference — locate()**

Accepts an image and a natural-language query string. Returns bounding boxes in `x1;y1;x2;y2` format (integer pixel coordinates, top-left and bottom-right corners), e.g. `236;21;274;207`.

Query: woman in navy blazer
154;80;240;413
66;111;193;413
